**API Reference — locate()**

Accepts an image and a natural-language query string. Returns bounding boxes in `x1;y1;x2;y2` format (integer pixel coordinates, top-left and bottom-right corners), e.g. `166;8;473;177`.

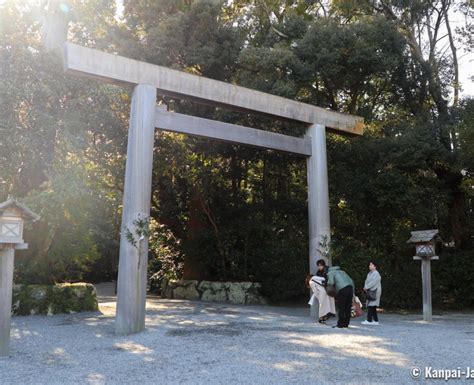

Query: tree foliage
1;0;472;307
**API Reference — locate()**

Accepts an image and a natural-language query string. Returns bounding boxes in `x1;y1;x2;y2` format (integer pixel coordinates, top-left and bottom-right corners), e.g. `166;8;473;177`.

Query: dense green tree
1;0;472;307
1;1;126;283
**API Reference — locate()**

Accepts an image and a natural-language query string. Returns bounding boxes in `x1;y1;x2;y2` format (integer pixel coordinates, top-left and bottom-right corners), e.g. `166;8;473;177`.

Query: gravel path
1;291;473;385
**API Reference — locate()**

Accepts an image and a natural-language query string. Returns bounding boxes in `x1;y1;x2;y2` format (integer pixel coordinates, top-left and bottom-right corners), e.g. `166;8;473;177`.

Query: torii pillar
115;84;156;335
306;124;331;272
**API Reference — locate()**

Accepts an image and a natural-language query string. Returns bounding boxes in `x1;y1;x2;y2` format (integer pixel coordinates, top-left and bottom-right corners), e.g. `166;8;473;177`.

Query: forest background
1;0;473;309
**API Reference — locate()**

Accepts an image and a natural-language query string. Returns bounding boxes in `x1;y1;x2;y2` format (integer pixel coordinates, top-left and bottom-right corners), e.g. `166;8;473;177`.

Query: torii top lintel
63;42;364;135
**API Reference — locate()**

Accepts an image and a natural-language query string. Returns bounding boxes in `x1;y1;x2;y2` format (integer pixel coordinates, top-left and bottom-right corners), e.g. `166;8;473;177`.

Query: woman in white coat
308;259;336;323
361;261;382;325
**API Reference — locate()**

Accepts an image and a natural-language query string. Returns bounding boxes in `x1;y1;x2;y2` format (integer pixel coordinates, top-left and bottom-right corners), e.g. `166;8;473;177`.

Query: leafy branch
317;234;332;262
125;215;150;249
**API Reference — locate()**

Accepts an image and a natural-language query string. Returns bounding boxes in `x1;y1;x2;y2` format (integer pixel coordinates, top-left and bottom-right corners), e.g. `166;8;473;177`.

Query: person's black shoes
319;314;330;323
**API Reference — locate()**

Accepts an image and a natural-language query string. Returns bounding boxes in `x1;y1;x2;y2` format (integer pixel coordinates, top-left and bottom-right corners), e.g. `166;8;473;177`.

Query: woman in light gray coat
362;261;382;325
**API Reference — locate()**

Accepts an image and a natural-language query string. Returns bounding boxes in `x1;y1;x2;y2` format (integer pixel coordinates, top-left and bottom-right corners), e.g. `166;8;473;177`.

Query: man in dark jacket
326;266;354;328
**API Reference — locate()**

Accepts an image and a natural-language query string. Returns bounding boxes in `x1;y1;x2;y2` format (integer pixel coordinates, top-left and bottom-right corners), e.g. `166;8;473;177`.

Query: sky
451;27;474;97
458;57;473;97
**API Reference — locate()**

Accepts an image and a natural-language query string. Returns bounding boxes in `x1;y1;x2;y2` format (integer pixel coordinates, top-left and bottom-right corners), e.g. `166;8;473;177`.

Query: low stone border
12;283;99;316
161;279;267;305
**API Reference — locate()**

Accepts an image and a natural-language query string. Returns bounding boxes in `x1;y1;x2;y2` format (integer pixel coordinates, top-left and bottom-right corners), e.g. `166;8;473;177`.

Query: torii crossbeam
63;42;363;335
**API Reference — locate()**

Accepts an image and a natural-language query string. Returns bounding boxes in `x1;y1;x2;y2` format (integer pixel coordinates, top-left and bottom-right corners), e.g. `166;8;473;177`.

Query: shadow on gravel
4;299;473;384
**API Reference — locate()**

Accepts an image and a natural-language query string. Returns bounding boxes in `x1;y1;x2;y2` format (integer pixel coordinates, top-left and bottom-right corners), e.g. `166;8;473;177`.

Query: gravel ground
1;287;473;385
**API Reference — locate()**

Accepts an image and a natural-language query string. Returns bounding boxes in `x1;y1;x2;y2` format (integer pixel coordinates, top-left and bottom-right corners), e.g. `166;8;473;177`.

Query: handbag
366;289;377;301
351;296;364;318
326;285;336;298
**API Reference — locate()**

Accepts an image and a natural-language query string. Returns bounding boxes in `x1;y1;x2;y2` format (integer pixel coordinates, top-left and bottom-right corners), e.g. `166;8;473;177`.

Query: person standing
315;259;329;280
362;261;382;326
308;259;336;323
326;266;354;328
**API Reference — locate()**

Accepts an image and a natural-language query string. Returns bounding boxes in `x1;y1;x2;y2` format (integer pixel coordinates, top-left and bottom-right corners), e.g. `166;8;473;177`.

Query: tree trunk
183;188;208;280
449;187;470;249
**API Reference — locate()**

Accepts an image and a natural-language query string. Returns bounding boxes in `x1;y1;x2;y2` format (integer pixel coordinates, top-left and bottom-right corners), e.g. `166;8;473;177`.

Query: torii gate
63;43;363;335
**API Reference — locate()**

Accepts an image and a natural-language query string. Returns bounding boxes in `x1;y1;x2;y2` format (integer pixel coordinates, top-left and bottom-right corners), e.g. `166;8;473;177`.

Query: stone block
173;281;200;300
201;287;228;302
198;281;213;291
182;280;199;288
164;286;174;299
246;293;267;305
227;282;246;304
240;282;254;290
12;283;98;315
161;279;266;305
160;279;168;298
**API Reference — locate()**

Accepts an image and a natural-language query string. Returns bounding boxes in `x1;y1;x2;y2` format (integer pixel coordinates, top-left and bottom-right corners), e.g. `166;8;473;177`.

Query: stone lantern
407;229;440;322
0;198;39;356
